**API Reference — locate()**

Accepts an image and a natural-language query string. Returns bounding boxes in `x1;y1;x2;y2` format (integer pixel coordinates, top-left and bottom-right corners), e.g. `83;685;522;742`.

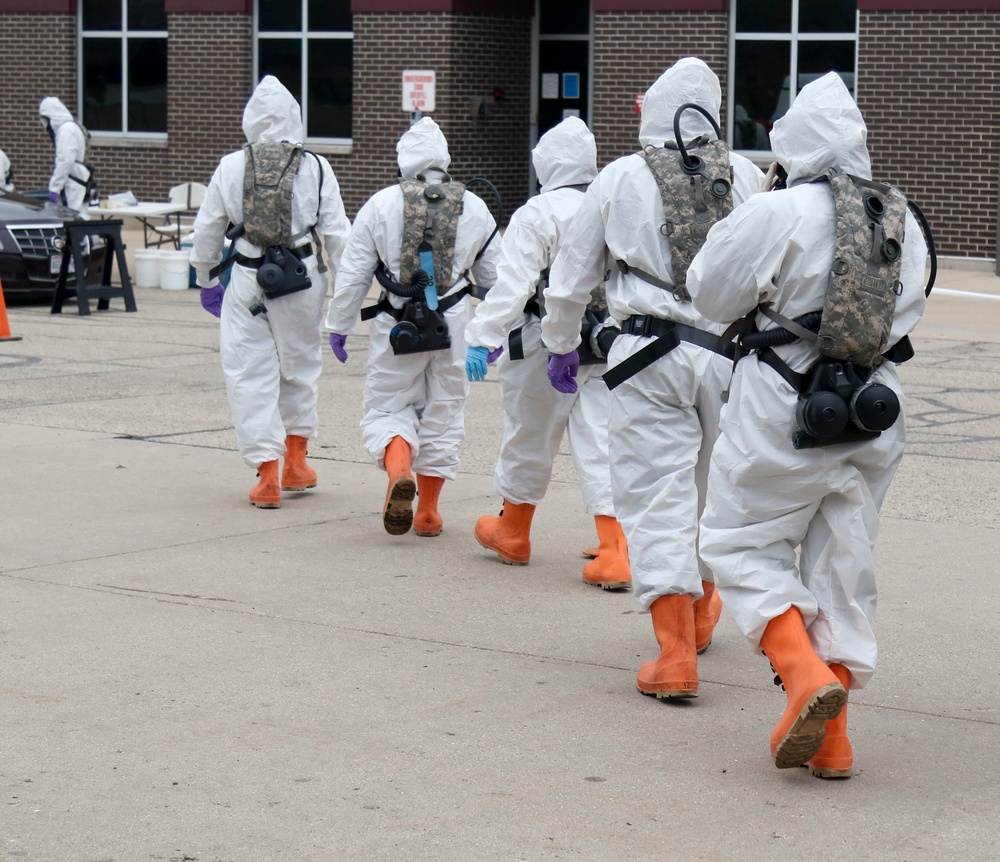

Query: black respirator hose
739;311;823;350
465;176;504;257
905;199;937;297
673;103;724;175
375;262;429;298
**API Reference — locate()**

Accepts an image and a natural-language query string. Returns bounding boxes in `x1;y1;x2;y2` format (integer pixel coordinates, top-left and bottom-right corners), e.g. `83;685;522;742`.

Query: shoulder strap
303;150;328;274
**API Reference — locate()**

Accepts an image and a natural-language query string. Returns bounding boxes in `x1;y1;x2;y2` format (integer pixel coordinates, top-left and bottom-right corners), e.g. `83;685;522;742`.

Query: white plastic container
159;249;191;291
134;248;161;289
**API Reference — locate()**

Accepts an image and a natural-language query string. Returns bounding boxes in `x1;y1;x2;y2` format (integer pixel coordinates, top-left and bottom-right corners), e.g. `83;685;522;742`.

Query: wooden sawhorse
51;219;136;316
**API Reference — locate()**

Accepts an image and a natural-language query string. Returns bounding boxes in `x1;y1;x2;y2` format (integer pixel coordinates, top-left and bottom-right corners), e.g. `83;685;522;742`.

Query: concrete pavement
1;259;999;861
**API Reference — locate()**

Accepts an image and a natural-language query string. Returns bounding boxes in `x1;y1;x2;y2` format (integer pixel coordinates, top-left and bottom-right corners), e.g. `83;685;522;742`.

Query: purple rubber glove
487;346;504;364
547;350;580;394
200;283;225;318
47;191;60;204
329;332;348;363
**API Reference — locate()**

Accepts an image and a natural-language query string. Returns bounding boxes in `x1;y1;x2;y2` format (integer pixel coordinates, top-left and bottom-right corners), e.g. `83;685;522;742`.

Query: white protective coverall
326;118;500;479
687;72;927;689
465;116;612;513
39;97;91;215
0;148;12;191
541;58;762;609
190;76;351;468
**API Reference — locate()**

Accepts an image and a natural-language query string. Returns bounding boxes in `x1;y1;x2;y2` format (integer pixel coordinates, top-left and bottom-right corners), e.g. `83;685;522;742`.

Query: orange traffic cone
0;277;22;342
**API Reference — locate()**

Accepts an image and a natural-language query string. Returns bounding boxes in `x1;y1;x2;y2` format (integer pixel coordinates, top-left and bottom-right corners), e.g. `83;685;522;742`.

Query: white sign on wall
402;70;436;112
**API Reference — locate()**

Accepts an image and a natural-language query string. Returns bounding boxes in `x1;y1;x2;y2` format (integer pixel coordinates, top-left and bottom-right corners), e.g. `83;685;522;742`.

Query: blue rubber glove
487;346;504;364
329;332;348;363
47;191;60;204
466;345;490;381
547;350;580;394
200;283;225;318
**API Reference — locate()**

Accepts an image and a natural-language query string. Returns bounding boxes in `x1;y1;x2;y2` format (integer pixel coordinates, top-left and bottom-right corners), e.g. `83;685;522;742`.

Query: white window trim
727;2;859;157
78;1;168;138
254;0;354;147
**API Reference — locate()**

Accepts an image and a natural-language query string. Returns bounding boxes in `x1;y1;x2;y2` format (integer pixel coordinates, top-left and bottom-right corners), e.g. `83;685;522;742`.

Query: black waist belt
360;284;473;323
235;243;313;270
508;298;542;361
603;314;734;390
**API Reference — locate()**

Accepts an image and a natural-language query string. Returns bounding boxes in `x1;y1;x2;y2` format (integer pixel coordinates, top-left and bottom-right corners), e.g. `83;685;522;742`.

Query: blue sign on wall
562;73;580;100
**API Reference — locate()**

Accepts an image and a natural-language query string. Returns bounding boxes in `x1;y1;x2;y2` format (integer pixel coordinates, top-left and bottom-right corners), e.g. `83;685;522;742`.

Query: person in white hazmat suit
326;118;500;538
39;97;93;215
464;116;630;587
190;75;351;509
687;72;927;778
541;58;762;699
0;148;13;191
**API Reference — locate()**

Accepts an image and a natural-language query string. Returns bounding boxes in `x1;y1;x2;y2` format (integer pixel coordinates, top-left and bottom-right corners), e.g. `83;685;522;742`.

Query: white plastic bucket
159;249;191;291
134;248;161;289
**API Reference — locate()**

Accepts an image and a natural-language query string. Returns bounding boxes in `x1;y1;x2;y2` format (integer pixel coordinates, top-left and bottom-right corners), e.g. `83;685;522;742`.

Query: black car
0;190;106;300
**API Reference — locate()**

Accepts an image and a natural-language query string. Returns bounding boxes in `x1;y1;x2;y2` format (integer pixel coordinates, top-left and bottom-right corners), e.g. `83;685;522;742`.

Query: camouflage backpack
398;178;465;294
816;170;907;367
242;142;303;249
640;140;734;299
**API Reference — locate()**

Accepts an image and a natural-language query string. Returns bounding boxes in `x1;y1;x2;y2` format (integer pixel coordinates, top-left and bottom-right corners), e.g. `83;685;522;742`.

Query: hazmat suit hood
532;116;598;193
242;76;304;145
396;117;451;179
39;96;75;132
638;57;721;149
769;72;871;185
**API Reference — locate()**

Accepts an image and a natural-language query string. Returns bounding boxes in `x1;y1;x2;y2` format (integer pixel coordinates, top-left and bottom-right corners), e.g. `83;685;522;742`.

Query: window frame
253;0;354;147
727;0;859;157
77;0;169;140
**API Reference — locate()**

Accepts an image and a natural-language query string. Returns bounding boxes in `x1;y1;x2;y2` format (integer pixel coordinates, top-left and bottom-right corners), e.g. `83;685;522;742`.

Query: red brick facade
329;12;532;219
0;5;997;259
0;14;77;194
592;11;728;165
857;11;1000;258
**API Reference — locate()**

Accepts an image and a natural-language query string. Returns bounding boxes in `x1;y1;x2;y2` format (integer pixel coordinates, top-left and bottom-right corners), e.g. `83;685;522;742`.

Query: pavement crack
95;583;241;602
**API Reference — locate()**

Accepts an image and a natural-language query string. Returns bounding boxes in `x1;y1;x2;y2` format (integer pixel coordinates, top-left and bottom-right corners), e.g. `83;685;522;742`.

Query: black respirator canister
256;246;311;297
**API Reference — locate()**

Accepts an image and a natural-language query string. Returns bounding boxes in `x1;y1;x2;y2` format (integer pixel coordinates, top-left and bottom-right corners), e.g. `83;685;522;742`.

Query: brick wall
0;14;76;193
331;12;532;222
88;13;253;201
592;11;728;166
166;13;253;191
858;11;1000;258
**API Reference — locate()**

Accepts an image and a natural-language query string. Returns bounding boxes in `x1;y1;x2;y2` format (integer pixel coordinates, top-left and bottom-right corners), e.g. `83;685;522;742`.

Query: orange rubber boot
694;580;724;654
282;435;318;491
382;436;415;535
636;594;699;699
475;501;535;565
249;460;281;509
582;515;631;590
414;474;445;537
805;663;854;779
759;607;847;769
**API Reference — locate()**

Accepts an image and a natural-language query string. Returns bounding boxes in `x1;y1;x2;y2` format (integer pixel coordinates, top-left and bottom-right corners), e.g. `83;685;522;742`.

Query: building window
255;0;353;143
729;0;857;152
79;0;168;135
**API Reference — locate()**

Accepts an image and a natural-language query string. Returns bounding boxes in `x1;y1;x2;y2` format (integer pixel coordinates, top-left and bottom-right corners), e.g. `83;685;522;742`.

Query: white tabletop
87;201;186;218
